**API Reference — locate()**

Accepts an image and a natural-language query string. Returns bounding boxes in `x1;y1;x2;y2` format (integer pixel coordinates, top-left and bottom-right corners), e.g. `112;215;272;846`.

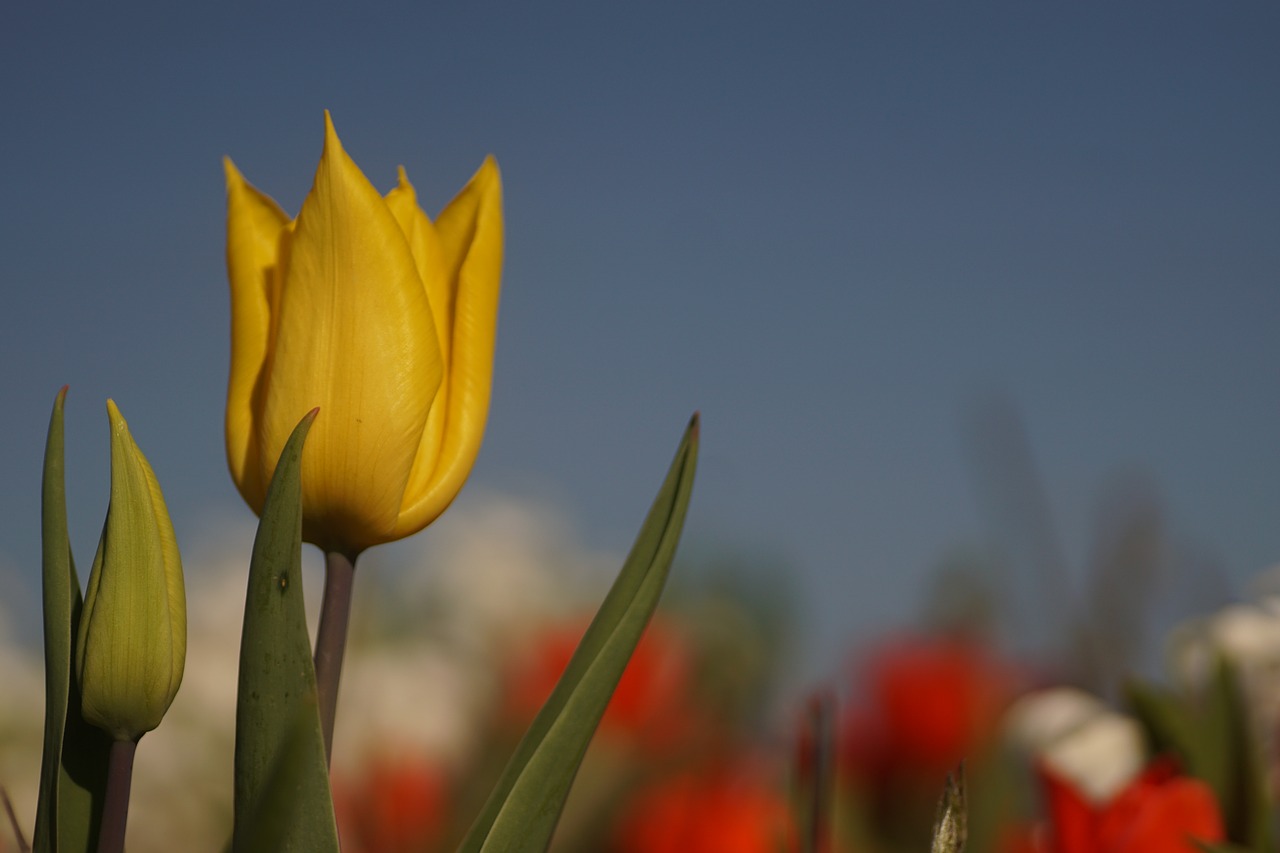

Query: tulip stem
97;738;136;853
798;690;834;853
314;549;356;766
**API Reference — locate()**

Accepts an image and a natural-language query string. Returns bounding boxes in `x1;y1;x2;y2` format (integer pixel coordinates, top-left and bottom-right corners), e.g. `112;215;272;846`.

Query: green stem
96;739;136;853
313;550;356;766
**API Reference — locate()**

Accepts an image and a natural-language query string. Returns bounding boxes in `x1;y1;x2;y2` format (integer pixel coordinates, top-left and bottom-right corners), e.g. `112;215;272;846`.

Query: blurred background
1;4;1279;849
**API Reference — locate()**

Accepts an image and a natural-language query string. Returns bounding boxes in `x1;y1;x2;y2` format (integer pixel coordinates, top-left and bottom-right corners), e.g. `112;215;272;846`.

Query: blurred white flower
1004;686;1145;803
1168;586;1280;766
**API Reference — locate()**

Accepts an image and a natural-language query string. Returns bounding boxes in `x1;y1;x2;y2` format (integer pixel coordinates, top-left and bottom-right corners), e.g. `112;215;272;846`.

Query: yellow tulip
223;112;503;556
77;401;186;741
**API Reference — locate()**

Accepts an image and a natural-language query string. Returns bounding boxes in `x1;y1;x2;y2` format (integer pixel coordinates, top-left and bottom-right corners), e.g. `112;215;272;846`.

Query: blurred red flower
333;752;450;853
504;617;695;750
841;635;1020;783
1036;758;1224;853
610;760;796;853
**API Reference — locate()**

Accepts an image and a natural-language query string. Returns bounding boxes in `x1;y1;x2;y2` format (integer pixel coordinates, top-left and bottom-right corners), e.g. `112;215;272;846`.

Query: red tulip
841;635;1019;783
1038;758;1224;853
611;760;795;853
333;753;449;853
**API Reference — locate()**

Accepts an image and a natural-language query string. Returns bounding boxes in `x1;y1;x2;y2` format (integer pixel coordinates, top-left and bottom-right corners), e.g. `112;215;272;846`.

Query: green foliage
232;411;339;853
1127;660;1274;853
459;414;700;853
33;389;111;853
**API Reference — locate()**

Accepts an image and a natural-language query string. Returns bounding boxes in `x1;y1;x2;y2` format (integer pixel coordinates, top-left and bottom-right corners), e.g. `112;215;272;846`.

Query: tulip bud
76;400;186;741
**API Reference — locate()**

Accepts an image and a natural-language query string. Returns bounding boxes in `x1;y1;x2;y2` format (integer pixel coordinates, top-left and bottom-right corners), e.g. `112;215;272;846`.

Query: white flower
1004;687;1145;803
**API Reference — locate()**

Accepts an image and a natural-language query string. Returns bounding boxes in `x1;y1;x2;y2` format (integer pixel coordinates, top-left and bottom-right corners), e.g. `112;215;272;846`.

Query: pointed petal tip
323;109;341;150
478;155;501;184
688;411;700;434
223;156;247;191
56;385;69;405
106;399;127;433
394;165;417;199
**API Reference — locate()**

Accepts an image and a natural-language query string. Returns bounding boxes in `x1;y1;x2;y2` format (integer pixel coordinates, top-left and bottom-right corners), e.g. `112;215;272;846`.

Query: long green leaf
232;410;338;853
460;414;699;853
34;388;110;853
1206;659;1273;852
1125;679;1211;774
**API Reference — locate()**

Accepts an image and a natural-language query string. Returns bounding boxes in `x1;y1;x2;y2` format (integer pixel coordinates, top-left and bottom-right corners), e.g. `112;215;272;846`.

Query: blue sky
1;3;1278;678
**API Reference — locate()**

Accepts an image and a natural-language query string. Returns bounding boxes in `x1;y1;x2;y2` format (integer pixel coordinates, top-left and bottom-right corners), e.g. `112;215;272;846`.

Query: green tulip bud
75;400;186;741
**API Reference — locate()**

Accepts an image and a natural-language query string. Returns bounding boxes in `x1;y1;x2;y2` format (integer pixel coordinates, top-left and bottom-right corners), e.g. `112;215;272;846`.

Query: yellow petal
385;167;454;513
384;168;452;354
394;156;503;537
260;112;443;554
224;157;289;512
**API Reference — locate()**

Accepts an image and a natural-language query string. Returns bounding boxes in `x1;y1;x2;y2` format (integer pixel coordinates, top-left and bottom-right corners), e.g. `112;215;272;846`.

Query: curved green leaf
461;414;699;853
1206;659;1272;853
34;388;111;853
232;410;338;853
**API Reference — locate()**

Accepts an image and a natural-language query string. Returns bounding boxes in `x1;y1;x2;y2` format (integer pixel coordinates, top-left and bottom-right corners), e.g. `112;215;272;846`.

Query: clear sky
1;3;1278;679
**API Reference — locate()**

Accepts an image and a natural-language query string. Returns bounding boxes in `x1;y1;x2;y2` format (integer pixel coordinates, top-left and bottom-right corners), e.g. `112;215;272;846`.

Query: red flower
1038;758;1225;853
333;753;450;853
504;618;694;749
610;760;796;853
841;635;1019;783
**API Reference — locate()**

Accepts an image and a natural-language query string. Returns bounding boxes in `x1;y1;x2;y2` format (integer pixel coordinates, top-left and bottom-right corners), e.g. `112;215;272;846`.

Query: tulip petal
262;112;442;553
135;427;186;700
394;156;503;538
385;167;450;352
225;158;290;512
385;168;454;518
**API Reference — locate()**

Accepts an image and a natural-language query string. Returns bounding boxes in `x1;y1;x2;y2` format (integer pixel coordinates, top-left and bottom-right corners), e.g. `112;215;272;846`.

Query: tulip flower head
224;112;503;556
1037;758;1225;853
76;401;186;742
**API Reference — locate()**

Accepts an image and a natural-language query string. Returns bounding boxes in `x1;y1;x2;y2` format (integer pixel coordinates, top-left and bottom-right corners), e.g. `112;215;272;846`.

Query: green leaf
1125;679;1219;782
235;708;332;853
232;410;338;853
460;414;699;853
1205;659;1273;852
34;388;111;853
